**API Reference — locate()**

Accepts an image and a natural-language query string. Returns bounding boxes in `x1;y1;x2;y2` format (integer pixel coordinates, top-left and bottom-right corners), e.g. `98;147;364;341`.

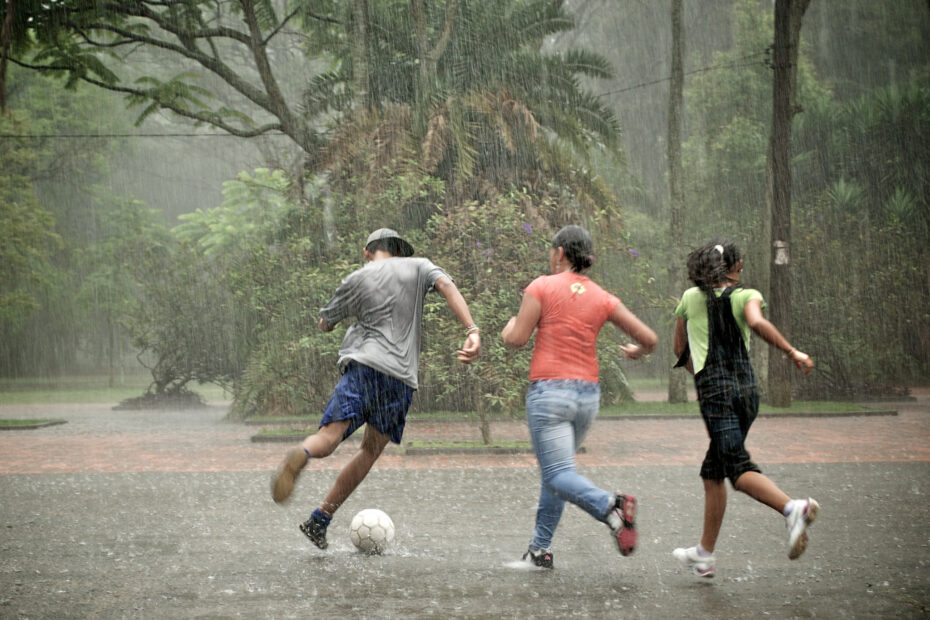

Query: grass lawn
0;376;231;405
600;399;874;416
0;418;55;426
252;427;319;436
404;439;534;454
0;418;67;429
249;428;534;453
248;398;880;434
1;375;885;419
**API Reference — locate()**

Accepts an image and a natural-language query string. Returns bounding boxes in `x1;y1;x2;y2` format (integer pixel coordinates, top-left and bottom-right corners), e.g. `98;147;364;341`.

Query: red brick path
1;391;928;475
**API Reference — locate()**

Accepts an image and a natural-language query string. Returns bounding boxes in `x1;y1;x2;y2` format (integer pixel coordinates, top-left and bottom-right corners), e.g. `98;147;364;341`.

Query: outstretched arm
744;298;813;374
609;301;658;360
501;291;541;349
434;276;480;364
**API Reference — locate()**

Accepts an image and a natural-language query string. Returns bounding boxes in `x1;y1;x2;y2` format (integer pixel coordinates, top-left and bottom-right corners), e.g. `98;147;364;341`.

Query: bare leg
272;421;352;504
700;478;727;553
733;471;790;513
300;420;350;458
320;425;390;515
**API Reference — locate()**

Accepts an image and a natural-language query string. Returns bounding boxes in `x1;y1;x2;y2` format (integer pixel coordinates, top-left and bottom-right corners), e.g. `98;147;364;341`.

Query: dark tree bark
667;0;688;403
352;0;370;110
767;0;811;407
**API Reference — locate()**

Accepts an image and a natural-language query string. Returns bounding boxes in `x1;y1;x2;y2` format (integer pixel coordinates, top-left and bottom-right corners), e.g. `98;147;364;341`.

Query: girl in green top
671;239;816;578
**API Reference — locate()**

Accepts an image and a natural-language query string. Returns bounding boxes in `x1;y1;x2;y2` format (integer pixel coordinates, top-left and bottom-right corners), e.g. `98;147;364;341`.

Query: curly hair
686;238;745;353
686;238;742;296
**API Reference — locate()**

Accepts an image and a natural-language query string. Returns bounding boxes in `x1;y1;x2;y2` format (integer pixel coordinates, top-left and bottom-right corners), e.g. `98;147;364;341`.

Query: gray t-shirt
319;257;449;389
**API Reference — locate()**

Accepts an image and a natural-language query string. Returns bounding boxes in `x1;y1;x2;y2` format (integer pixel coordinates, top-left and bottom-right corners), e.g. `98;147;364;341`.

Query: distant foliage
126;240;250;397
674;0;930;397
418;192;543;414
173;169;293;257
792;84;930;396
0;71;139;378
0;113;60;334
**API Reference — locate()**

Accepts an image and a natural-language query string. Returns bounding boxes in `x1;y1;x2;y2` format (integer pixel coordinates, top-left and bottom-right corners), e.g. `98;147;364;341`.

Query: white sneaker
672;546;715;578
786;498;820;560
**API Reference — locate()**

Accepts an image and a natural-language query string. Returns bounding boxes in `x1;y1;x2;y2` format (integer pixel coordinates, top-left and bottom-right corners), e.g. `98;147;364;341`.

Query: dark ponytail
551;225;594;272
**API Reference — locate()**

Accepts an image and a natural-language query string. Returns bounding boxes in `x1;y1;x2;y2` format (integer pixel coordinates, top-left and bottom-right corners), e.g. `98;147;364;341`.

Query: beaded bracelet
465;324;480;335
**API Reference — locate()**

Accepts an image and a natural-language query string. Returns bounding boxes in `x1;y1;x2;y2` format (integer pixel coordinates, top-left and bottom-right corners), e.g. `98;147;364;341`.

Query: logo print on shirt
570;282;587;295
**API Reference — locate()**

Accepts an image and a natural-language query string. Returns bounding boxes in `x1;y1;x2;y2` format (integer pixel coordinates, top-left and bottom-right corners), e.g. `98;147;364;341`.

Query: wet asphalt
0;393;928;619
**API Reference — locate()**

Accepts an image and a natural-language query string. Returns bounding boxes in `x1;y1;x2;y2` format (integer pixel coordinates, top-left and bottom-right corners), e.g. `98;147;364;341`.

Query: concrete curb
248;408;898;431
251;433;360;443
596;409;898;421
404;445;533;456
248;409;897;445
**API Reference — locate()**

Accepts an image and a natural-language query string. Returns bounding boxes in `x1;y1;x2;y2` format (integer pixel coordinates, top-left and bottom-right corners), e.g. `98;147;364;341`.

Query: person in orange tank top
502;225;657;569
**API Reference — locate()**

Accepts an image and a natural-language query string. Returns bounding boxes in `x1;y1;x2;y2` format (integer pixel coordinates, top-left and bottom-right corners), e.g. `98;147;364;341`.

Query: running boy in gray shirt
271;228;481;549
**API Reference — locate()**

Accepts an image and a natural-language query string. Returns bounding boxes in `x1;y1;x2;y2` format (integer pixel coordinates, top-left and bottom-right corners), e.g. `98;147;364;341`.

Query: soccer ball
349;509;395;554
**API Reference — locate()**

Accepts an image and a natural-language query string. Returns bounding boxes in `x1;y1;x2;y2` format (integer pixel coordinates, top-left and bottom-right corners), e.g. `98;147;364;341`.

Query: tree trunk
767;0;811;407
410;0;430;87
666;0;688;403
473;375;492;444
352;0;370;110
108;311;116;389
0;0;14;114
410;0;458;130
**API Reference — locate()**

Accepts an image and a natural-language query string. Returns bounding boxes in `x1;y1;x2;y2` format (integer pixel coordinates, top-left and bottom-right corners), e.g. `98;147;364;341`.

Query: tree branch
263;8;300;46
56;7;307;146
238;0;308;146
9;1;324;156
83;73;286;137
428;0;459;69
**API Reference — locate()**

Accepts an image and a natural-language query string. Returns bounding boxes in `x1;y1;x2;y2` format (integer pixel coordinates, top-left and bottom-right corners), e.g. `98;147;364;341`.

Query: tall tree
666;0;687;403
2;1;620;195
351;0;370;110
1;1;325;153
410;0;458;112
767;0;811;407
0;112;60;332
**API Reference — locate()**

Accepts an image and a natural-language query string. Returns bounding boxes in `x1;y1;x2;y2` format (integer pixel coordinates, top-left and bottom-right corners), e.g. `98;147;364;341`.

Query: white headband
714;244;724;254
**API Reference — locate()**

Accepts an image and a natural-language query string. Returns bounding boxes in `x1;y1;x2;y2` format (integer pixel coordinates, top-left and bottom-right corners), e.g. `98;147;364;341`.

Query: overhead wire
594;51;769;98
1;53;770;140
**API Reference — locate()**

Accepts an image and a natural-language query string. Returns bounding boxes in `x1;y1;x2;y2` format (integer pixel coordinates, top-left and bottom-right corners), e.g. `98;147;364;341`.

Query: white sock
606;499;622;530
783;499;797;518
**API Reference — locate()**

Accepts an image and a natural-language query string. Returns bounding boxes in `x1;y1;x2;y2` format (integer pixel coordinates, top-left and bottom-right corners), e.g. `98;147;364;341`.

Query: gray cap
366;228;414;257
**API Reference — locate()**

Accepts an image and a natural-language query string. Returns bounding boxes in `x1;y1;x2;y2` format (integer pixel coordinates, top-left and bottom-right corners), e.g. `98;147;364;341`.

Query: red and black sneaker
611;494;637;556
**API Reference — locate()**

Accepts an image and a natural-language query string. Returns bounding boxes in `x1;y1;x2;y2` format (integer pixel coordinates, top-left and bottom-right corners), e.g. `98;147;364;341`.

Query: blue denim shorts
694;364;762;484
319;361;413;444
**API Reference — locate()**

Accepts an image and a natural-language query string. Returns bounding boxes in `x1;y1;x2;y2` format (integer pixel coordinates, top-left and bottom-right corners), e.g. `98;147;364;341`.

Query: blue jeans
526;380;613;551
